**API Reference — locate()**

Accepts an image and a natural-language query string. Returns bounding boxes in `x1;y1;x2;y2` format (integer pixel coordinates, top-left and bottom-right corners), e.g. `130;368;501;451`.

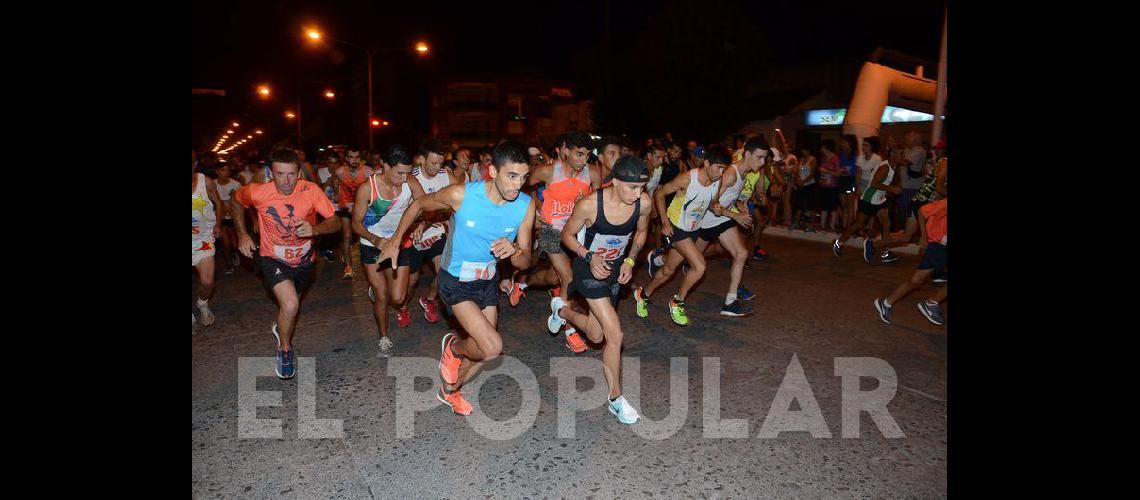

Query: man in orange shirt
231;149;340;379
874;196;947;327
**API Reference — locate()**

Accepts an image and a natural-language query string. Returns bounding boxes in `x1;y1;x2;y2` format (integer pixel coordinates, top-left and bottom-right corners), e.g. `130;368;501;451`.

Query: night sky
192;0;943;150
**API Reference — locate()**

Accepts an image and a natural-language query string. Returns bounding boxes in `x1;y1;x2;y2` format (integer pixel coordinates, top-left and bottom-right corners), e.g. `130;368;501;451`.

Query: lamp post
305;29;429;151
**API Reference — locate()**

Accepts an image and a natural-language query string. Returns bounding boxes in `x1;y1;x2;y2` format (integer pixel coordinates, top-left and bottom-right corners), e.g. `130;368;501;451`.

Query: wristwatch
585;250;596;261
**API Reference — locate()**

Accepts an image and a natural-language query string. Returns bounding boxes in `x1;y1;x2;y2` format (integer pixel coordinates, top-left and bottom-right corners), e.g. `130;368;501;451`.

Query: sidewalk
761;226;922;255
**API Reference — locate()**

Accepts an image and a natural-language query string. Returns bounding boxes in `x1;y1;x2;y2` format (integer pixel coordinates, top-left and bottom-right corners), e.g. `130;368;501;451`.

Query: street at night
192;235;946;498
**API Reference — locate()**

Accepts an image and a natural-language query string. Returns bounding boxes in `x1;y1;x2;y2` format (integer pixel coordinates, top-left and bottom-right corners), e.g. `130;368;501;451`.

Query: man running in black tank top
547;156;651;424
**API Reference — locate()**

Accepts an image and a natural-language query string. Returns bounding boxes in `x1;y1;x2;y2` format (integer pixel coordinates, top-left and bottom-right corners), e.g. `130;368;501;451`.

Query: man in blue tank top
379;141;536;416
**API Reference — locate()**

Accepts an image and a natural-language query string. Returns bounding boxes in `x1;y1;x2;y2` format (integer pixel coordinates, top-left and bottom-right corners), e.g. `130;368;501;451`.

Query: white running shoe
378;337;394;357
548;296;567;334
197;303;215;327
607;395;641;424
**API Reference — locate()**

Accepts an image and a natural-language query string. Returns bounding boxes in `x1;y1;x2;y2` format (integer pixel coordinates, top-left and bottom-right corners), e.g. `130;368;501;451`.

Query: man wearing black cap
547;155;652;424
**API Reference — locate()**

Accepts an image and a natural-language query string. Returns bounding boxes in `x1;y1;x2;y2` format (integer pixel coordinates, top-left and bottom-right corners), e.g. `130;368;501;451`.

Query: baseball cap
692;146;707;160
611;155;649;183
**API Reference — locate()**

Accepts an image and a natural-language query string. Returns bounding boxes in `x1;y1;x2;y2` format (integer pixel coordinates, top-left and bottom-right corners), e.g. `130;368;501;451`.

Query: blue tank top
440;181;532;282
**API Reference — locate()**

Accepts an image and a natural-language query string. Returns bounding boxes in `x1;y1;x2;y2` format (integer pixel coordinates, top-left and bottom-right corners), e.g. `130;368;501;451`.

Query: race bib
588;233;631;261
459;260;496;282
274;242;311;264
413;225;446;251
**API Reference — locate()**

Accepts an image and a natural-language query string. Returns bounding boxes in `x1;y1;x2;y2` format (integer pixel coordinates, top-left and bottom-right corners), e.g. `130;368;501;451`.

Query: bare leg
885;269;933;306
271;280;301;349
446;303;502;391
363;263;390;338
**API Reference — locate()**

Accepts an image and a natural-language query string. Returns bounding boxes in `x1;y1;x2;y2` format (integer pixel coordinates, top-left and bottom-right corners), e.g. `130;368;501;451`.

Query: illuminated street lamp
324;89;336;99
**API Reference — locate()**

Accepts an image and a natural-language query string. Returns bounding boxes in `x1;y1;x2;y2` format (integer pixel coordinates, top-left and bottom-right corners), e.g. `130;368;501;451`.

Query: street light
257;85;271;97
371;119;380;127
232;121;240;127
306;28;430;150
255;129;263;135
285;111;296;119
324;89;336;99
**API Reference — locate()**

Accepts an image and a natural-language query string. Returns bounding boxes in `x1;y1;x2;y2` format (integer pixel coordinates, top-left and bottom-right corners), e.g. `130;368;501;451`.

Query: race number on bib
413;225;446;251
588;233;631;261
459;260;497;282
274;242;311;264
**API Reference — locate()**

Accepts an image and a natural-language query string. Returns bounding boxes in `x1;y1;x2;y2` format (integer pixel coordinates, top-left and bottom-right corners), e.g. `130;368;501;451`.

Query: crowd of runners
192;129;948;424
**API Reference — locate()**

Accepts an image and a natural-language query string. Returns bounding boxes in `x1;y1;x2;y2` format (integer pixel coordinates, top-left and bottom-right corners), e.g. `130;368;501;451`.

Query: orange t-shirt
234;180;336;266
336;166;372;208
921;199;947;245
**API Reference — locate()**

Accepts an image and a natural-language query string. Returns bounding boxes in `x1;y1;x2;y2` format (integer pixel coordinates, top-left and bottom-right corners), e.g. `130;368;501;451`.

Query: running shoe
634;287;650;318
321;249;336;263
565;329;588;353
879;250;901;264
736;286;756;301
368;286;375;303
506;278;526;307
276;347;295;379
752;248;769;261
720;300;752;317
548;296;567;334
832;239;842;257
669;296;690;326
197;302;216;327
396;307;411;328
607;395;641;424
439;332;461;385
647;248;664;277
873;298;893;324
378;336;394;357
437;388;473;416
918;300;946;326
863;239;876;263
342;263;354;280
420;297;439;324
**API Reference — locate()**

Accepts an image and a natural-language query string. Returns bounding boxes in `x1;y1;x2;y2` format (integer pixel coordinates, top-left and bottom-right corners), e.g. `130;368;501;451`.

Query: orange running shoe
507;278;526;307
439;332;461;385
437;388;473;416
565;329;588;353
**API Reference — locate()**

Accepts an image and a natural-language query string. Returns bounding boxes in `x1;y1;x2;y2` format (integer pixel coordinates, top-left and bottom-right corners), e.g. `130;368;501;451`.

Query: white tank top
215;178;240;219
359;178;413;247
667;169;720;232
191;173;216;242
416;169;451;194
701;166;746;229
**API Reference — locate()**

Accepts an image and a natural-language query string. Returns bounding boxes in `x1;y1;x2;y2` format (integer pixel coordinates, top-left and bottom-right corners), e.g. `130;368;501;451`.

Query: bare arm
654;173;690;227
379;183;466;268
204;177;226;221
562;192;598;259
509;197;537;270
527;163;553;187
351;179;380;246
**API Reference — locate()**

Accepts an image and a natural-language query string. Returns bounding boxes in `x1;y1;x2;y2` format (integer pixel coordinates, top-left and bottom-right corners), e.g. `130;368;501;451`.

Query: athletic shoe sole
608;404;640;424
435;391;469;415
440;333;458;385
918;303;945;326
720;310;752;317
832;240;842;257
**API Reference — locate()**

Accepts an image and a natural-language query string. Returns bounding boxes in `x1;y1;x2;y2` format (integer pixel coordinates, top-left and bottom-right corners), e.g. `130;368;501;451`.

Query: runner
646;145;706;277
832;137;900;260
871;156;948;262
505;132;600;352
214;163;243;274
548;155;651;424
694;151;756;317
316;150;340;262
334;149;374;279
193;151;227;331
633;144;729;326
874;196;948;326
377;140;536;416
733;136;773;261
392;139;462;328
230;149;340;379
352;144;422;356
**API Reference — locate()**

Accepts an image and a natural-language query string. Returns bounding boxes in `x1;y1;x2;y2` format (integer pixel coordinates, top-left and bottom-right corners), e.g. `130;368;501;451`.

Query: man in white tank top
351;145;426;357
192;151;227;332
391;139;462;329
